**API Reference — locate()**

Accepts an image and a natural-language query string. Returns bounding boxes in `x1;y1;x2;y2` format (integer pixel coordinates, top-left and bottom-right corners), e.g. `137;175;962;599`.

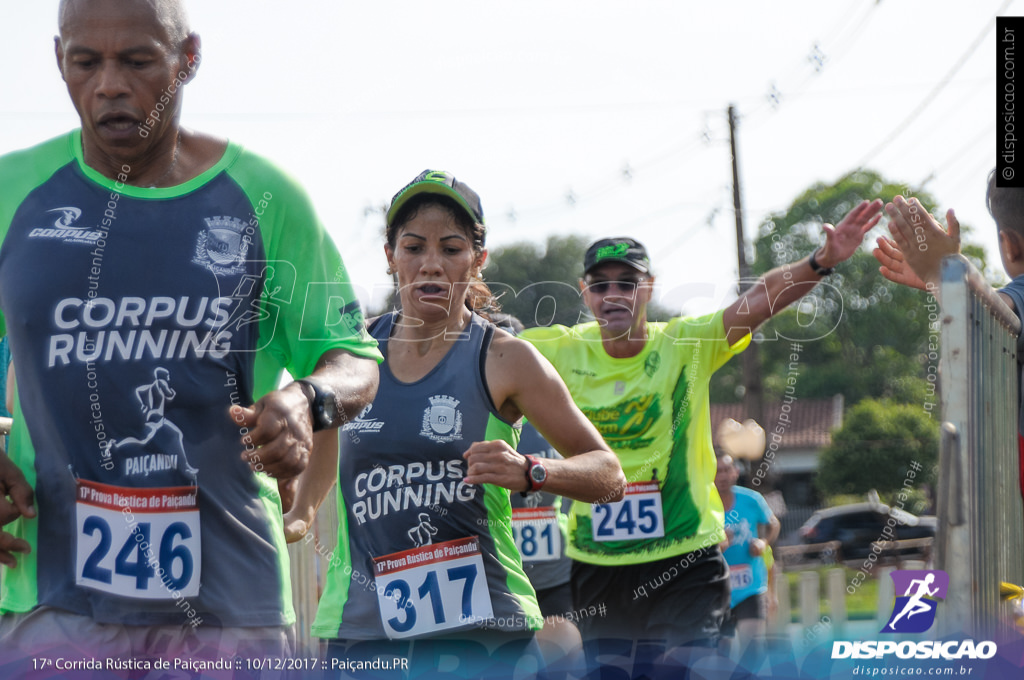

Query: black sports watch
521;454;547;497
295;378;338;432
808;249;835;276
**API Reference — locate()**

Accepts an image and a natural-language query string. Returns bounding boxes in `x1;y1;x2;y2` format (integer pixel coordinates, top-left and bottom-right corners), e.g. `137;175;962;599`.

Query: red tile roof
710;395;843;450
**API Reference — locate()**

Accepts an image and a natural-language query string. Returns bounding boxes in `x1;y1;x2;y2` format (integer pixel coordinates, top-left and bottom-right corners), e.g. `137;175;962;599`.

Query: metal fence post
937;255;1024;638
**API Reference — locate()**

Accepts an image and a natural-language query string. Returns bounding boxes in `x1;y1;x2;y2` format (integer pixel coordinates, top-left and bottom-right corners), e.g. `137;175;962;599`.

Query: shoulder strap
478;321;501;414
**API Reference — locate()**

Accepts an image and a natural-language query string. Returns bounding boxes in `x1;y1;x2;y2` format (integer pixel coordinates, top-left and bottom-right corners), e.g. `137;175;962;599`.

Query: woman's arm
462;334;625;504
282;428;339;543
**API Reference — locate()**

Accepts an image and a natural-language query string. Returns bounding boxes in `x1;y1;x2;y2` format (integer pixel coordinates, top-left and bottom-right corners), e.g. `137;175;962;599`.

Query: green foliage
484;235;590;328
712;169;949;406
752;169;938;276
816;399;938;499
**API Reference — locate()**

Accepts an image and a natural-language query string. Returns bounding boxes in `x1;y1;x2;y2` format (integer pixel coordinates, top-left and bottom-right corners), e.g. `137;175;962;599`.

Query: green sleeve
0;133;78;338
668;310;749;374
518;324;572;367
226;150;382;394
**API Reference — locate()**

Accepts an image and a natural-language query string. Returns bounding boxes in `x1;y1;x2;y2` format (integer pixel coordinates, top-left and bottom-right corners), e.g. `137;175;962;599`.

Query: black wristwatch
521;454;547;497
295;378;338;432
808;249;835;276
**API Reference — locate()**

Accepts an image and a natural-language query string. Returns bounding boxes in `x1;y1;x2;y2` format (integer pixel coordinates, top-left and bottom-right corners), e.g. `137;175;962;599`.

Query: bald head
59;0;191;45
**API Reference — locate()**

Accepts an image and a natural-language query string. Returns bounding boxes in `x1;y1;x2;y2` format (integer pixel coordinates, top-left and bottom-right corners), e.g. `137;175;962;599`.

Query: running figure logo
408;513;438;547
882;570;949;633
111;368;199;481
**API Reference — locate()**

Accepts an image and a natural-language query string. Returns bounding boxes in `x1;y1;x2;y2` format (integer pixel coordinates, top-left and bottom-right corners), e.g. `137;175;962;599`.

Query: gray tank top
322;312;541;640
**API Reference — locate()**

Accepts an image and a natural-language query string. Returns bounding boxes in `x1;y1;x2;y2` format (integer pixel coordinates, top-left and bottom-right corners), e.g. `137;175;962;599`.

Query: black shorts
535;582;574;619
571;546;729;647
720;593;767;637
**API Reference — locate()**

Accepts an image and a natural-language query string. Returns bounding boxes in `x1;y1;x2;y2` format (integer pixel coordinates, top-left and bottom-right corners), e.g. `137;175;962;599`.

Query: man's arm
760;514;780;545
0;452;34;568
232;349;379;479
723;199;883;345
750;496;780;557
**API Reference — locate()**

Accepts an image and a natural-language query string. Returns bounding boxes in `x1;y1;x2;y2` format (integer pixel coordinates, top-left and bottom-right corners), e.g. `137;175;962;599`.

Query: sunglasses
586;278;645;294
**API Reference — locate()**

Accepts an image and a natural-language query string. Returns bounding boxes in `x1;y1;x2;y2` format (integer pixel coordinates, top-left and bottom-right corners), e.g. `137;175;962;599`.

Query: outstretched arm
882;196;961;290
723;199;883;345
873;235;929;291
881;197;1017;310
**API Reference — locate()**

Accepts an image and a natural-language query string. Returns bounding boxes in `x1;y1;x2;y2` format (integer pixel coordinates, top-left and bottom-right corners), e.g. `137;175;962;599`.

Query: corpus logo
47;206;83;228
881;569;949;634
30;206;103;244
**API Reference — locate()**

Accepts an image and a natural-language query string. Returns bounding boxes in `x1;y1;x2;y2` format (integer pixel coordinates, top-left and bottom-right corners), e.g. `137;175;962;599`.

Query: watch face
319;395;338;428
530;464;546;484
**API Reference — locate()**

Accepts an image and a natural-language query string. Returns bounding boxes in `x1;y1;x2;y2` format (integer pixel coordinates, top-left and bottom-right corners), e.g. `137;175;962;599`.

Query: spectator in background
0;337;11;418
873;172;1024;500
715;453;779;662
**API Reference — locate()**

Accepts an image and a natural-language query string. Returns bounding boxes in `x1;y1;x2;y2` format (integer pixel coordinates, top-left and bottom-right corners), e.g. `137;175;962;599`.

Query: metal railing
936;255;1024;638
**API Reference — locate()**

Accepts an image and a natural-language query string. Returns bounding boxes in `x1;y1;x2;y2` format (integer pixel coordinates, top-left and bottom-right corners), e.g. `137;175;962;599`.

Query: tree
371;233;676;325
711;169;986;407
815;399;937;501
485;234;676;328
368;234;589;321
484;235;590;328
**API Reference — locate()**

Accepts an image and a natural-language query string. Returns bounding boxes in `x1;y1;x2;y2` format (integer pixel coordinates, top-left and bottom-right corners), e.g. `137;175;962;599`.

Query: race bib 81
512;507;561;562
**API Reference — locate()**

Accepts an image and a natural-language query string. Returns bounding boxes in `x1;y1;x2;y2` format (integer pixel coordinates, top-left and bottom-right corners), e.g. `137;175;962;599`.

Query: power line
853;1;1010;170
741;0;880;130
497;2;888;225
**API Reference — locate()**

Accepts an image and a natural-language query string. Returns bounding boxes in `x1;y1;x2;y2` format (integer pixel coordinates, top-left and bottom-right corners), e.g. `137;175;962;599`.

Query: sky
0;0;1015;317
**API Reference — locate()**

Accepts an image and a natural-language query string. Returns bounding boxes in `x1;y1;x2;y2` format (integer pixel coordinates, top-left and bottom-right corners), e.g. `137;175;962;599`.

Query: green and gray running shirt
0;131;381;626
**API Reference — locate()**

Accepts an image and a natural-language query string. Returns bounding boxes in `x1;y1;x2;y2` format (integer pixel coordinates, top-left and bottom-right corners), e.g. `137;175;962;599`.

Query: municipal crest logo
420;395;463;443
881;569;949;634
193;216;250;275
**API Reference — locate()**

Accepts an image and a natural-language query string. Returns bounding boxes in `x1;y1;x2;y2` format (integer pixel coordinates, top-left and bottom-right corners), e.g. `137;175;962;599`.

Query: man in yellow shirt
521;199;882;651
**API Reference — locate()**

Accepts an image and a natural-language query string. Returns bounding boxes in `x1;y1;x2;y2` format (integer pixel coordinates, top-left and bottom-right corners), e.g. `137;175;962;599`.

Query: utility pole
728;104;764;429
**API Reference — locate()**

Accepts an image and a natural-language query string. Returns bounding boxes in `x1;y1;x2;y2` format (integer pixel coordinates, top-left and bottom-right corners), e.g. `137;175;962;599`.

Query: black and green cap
386;170;485;228
583;237;651;275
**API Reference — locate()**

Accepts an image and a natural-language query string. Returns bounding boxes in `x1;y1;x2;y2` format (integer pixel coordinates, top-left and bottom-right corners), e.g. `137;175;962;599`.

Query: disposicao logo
831;569;997;661
882;569;948;634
